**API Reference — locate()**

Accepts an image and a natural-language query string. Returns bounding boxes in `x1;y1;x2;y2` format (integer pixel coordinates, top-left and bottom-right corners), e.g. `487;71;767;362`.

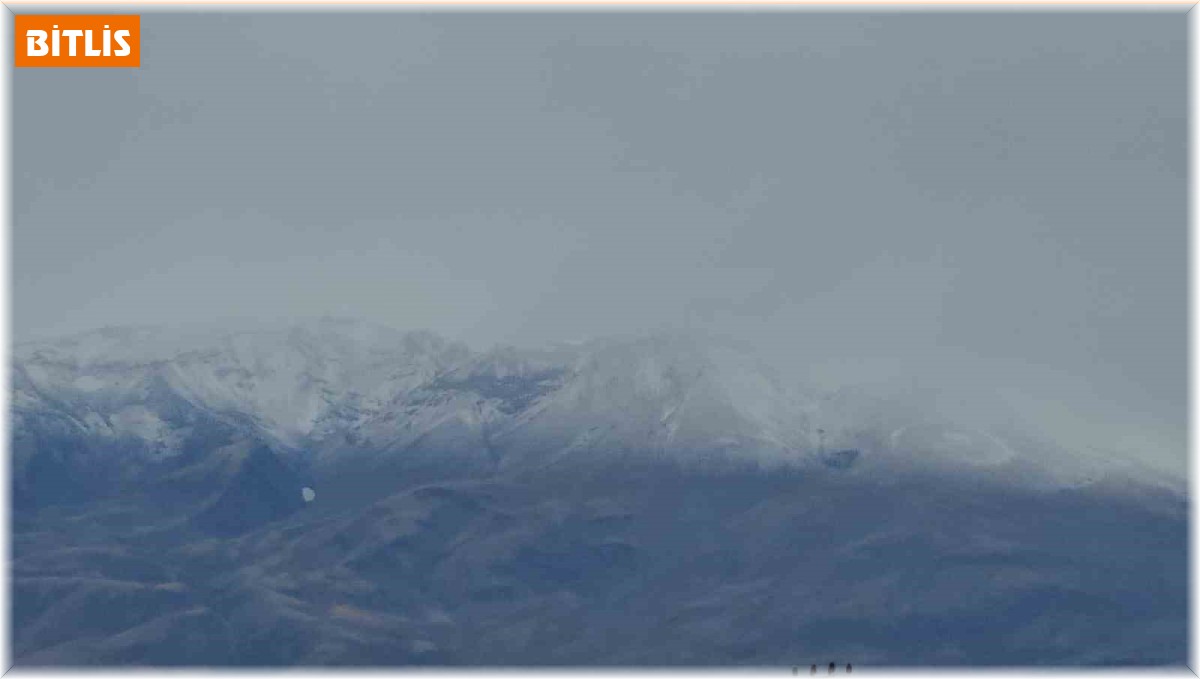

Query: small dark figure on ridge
828;662;835;674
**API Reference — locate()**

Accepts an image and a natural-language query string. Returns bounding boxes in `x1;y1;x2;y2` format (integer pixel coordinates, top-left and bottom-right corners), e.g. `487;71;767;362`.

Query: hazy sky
14;12;1187;472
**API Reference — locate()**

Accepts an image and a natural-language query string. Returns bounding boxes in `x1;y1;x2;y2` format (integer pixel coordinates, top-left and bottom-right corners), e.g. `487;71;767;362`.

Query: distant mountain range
11;319;1188;666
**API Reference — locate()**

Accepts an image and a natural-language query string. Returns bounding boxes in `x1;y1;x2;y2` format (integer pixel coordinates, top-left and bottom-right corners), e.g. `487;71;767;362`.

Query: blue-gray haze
10;10;1189;668
14;11;1186;475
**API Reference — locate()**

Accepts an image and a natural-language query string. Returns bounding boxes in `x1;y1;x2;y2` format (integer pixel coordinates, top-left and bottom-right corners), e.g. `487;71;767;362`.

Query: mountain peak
12;321;1174;497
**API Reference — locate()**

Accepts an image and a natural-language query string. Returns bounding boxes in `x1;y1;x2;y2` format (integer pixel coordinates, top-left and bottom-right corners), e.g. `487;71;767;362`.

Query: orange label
15;15;140;67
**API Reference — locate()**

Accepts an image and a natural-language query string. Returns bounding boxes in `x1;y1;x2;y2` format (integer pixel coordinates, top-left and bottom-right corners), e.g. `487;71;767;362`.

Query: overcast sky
14;12;1187;473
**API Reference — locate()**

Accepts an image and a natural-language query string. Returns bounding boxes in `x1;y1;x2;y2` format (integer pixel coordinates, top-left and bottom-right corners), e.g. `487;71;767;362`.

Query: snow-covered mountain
13;318;1179;507
11;319;1187;666
16;319;468;449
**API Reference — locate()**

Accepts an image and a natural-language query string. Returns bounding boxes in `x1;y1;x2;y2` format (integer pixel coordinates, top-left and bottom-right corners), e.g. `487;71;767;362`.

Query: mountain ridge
11;318;1187;666
14;318;1183;507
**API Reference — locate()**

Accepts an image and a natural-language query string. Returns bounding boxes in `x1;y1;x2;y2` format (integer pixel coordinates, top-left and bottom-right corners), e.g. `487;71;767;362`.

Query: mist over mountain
11;319;1187;666
12;6;1187;668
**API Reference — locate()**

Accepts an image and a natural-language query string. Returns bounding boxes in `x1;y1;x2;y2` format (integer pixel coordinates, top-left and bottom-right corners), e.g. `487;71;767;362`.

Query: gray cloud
14;11;1187;474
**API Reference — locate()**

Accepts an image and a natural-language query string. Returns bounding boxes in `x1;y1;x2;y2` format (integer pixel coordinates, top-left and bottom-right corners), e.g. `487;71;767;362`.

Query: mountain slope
11;320;1187;666
12;465;1186;666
